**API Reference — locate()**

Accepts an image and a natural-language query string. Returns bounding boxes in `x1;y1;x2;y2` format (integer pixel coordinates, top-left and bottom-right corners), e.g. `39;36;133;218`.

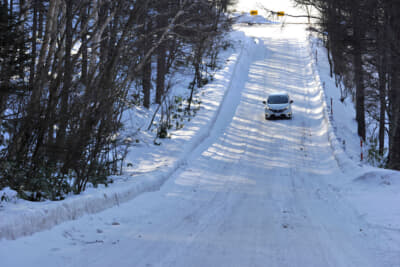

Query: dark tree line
0;0;233;200
294;0;400;170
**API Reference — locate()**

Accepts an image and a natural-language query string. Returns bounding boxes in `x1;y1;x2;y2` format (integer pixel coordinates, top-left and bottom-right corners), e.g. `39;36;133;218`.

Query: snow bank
0;187;18;203
349;169;400;232
0;31;257;240
306;35;400;187
308;31;400;261
0;167;196;240
306;37;365;177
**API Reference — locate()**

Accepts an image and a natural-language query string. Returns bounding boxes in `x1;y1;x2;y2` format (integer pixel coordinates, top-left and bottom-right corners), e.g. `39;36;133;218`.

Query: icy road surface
1;25;382;267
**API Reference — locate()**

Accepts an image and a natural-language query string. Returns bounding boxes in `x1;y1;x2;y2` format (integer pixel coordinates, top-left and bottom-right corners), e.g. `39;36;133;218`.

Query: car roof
268;92;289;97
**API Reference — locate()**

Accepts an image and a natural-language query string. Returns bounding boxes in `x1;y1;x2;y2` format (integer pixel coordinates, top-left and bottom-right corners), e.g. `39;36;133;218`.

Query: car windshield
268;95;289;104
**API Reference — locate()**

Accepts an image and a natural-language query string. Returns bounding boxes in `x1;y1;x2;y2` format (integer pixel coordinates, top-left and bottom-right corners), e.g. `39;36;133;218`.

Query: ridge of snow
306;37;367;178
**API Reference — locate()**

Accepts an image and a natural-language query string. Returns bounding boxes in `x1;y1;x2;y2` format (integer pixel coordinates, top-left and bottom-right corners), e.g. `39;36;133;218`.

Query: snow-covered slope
1;0;399;266
0;30;257;240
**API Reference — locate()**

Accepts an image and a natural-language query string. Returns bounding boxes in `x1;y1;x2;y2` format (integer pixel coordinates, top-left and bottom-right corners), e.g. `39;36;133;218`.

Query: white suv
263;92;293;120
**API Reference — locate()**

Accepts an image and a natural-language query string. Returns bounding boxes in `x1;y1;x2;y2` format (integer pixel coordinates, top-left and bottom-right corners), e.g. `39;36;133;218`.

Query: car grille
271;109;286;113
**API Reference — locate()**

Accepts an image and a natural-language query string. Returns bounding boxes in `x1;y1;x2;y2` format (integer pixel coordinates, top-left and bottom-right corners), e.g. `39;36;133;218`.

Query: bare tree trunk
352;0;366;141
81;3;89;86
18;0;27;81
38;0;43;39
56;0;74;150
33;0;59;106
142;60;151;109
378;14;388;156
156;42;166;104
29;0;38;88
142;19;152;109
155;11;167;104
9;0;13;19
188;40;205;111
387;1;400;169
378;69;386;156
388;66;400;170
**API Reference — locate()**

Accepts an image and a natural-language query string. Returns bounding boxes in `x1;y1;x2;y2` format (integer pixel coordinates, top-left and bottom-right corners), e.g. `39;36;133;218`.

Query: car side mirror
290;100;294;104
262;101;266;105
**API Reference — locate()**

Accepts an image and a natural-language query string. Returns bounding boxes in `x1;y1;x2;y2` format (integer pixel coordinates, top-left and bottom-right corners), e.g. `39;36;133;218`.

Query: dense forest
294;0;400;170
0;0;233;200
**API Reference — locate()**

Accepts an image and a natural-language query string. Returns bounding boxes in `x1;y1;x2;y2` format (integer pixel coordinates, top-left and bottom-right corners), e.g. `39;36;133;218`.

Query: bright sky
233;0;316;24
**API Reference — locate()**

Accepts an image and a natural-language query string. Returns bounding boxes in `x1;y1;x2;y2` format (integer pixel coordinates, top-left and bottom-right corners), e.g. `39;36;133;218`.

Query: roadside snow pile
310;37;363;164
0;188;18;204
0;31;257;240
306;36;362;176
309;33;400;247
349;169;400;230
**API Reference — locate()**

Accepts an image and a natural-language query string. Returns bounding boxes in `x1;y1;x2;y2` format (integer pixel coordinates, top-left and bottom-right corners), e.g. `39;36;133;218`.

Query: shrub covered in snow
0;187;18;204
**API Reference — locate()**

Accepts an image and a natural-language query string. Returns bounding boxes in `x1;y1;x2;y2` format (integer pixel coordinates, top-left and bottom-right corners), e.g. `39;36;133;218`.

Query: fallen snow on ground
310;36;365;166
0;30;256;240
1;0;399;266
308;27;400;266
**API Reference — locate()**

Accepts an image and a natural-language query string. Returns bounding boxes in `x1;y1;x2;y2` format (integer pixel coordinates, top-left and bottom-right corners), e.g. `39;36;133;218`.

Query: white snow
1;0;399;266
0;30;256;240
234;13;278;25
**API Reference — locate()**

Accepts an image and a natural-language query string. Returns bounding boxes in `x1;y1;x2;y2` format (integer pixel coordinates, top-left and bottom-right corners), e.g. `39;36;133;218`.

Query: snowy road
1;22;384;266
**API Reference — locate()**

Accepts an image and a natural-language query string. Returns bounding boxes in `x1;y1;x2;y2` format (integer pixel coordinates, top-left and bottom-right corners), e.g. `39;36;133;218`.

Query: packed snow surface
1;0;400;266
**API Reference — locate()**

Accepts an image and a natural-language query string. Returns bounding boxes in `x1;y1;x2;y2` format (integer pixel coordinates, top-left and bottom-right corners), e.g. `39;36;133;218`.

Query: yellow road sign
250;10;258;16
